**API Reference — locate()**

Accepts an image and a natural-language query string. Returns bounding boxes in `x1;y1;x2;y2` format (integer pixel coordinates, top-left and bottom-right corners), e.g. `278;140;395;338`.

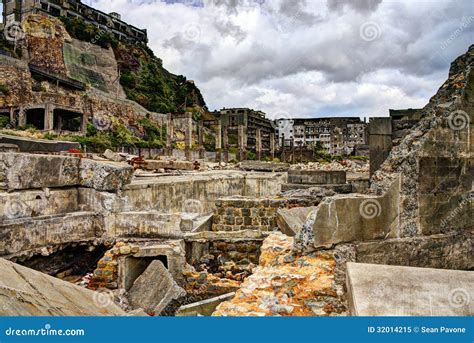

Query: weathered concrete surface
281;183;352;193
0;134;81;152
0;258;125;316
355;230;474;271
0;153;80;190
0;188;79;221
0;212;103;257
239;160;290;172
295;177;400;251
0;143;19;152
107;212;183;239
81;171;286;214
140;159;195;171
176;292;235;316
128;260;186;315
369;118;392;176
79;159;134;192
276;207;318;236
346;262;474;316
0;153;133;192
288;170;347;185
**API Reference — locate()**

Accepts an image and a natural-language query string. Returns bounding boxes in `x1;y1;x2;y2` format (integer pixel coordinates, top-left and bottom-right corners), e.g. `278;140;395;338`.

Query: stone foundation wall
212;196;288;232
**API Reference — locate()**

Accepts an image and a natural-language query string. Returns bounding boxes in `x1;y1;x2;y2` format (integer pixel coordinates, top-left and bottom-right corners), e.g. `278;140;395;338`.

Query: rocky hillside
60;16;206;114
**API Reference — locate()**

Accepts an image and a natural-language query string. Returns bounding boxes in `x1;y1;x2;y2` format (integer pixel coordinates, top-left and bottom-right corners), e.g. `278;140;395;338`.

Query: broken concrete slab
288;170;347;185
104;149;126;162
281;183;352;193
0;134;81;153
176;292;235;316
239;160;290;172
0;153;80;190
79;159;134;192
128;260;186;315
276;207;318;236
0;153;133;192
0;258;126;316
294;176;400;251
346;262;474;316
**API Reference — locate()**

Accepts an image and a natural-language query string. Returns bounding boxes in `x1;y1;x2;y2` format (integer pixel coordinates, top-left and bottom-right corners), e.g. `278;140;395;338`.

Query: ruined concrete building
2;0;148;44
0;0;471;318
275;117;368;155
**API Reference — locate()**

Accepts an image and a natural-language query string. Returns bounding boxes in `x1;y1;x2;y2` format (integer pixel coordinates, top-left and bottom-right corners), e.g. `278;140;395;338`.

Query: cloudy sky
12;0;474;119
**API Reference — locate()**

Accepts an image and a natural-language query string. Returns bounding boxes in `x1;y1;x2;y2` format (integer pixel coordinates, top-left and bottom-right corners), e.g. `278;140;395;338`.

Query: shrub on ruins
0;115;10;128
0;83;10;95
59;16;118;49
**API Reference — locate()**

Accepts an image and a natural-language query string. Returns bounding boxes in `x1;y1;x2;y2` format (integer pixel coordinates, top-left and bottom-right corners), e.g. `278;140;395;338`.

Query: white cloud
84;0;473;118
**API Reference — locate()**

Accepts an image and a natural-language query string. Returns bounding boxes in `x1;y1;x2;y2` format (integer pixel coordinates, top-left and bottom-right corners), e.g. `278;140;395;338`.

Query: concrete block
128;260;186;315
276;207;318;236
288;170;347;185
108;212;183;239
346;262;474;316
0;258;125;316
313;177;400;248
79;159;134;192
0;134;80;153
141;160;195;171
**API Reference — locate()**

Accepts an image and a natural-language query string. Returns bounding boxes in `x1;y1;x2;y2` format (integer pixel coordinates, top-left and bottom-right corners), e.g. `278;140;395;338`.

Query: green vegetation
59;16;118;49
0;83;10;95
61;118;166;152
0;115;10;128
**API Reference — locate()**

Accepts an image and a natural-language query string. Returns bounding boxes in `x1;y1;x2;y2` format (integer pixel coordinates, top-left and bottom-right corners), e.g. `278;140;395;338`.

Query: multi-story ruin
2;0;148;44
275;117;368;155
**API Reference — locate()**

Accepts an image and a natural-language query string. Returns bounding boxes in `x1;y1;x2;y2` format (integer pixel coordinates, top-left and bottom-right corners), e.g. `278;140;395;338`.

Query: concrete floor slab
346;262;474;316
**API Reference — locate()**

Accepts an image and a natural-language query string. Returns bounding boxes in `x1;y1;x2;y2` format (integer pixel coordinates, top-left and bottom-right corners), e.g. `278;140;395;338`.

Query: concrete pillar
80;111;88;134
369;118;393;176
18;107;26;127
223;126;229;163
290;138;295;164
256;128;262;161
281;133;286;162
44;104;54;131
215;120;222;162
238;124;246;161
185;112;193;161
198;120;205;159
166;113;174;156
270;132;275;160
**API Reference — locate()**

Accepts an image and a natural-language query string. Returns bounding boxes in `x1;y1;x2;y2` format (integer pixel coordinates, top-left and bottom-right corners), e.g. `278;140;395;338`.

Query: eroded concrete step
0;258;126;316
346;262;474;316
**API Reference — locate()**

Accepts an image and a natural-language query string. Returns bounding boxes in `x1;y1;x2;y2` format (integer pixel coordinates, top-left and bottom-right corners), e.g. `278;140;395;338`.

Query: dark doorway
53;109;83;132
25;108;45;130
